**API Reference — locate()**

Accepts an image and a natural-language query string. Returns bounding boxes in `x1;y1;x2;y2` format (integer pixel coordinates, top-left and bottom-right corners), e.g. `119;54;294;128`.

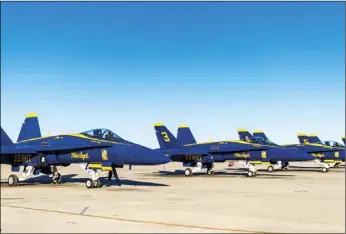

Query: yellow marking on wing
178;124;189;128
26;112;38;118
154;122;164;127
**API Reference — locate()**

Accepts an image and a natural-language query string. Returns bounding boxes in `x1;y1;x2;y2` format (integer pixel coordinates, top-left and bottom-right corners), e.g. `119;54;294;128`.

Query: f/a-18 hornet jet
1;113;170;189
247;131;345;172
297;133;345;168
153;123;314;177
177;125;316;174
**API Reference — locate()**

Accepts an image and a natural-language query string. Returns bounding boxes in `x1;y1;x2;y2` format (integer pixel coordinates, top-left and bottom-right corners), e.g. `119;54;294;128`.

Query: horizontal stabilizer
1;127;13;146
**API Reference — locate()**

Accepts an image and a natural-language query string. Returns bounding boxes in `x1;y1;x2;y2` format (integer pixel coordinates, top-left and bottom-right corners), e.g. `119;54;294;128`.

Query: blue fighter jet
1;114;171;189
248;130;345;172
154;123;314;177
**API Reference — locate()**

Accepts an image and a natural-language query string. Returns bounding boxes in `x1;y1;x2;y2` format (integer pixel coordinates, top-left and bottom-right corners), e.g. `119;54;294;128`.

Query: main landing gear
81;164;121;189
316;160;330;173
51;166;62;184
266;161;289;172
241;161;258;177
7;165;63;187
183;162;215;177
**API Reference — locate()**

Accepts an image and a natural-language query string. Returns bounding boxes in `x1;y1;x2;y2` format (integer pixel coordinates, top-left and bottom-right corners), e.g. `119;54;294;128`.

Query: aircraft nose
268;147;314;162
137;147;171;165
288;149;315;161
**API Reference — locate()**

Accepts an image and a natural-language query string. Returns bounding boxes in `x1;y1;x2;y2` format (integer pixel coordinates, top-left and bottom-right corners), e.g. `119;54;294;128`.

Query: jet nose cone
139;148;171;165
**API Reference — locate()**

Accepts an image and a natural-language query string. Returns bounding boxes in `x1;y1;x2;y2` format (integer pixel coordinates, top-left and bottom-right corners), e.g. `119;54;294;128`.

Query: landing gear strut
242;162;258;177
51;166;62;184
207;163;215;176
8;166;35;187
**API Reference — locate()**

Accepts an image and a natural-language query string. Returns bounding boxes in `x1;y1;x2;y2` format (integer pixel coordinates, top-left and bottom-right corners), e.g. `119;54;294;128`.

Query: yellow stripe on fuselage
17;133;130;145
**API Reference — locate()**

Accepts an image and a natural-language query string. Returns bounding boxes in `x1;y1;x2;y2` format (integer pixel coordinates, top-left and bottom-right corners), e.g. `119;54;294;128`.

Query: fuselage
1;133;170;167
155;140;315;164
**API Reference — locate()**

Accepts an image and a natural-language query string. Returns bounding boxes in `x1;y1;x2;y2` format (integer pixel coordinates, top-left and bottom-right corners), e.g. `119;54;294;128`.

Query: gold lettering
234;153;250;158
71;152;89;160
311;153;324;158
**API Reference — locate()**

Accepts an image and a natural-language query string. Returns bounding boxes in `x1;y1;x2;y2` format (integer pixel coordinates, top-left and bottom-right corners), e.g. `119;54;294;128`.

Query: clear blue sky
1;2;345;148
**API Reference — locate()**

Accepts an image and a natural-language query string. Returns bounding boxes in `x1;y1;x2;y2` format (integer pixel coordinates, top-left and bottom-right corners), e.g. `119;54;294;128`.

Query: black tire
86;179;94;189
184;168;193;177
94;179;101;188
321;167;329;173
52;173;62;184
8;174;19;187
267;166;274;172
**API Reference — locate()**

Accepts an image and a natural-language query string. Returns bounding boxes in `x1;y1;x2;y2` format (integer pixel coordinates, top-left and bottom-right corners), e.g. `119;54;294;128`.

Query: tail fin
306;134;321;143
154;123;182;149
1;127;14;146
17;113;42;142
297;133;310;144
237;129;253;142
342;136;345;144
177;124;197;145
252;130;268;140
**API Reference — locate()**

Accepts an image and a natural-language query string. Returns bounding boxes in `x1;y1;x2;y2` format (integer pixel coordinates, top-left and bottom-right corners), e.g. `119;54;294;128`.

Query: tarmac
1;161;345;233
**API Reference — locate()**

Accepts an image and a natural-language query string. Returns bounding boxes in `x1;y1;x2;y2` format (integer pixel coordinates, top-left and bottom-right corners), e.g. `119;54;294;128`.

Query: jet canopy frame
250;136;280;147
315;140;345;147
80;128;123;141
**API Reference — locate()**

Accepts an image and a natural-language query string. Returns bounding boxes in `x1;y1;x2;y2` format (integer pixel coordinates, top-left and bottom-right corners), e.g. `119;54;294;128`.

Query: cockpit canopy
316;140;345;148
80;128;123;141
250;136;280;146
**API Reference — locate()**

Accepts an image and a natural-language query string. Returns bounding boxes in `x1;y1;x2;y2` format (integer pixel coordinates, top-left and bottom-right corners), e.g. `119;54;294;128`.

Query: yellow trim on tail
237;128;248;132
154;122;164;127
307;134;317;137
26;113;38;118
297;132;306;136
178;124;189;128
253;130;263;133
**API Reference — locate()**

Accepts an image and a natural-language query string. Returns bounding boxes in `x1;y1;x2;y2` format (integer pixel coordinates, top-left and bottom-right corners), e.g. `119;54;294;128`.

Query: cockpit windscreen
250;136;280;146
81;128;123;141
317;140;345;148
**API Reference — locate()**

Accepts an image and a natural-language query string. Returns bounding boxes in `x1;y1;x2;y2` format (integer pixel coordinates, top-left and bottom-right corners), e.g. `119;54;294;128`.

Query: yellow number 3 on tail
161;132;171;142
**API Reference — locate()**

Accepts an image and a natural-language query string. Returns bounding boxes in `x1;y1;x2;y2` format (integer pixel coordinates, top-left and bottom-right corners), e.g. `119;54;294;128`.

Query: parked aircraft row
1;113;344;189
